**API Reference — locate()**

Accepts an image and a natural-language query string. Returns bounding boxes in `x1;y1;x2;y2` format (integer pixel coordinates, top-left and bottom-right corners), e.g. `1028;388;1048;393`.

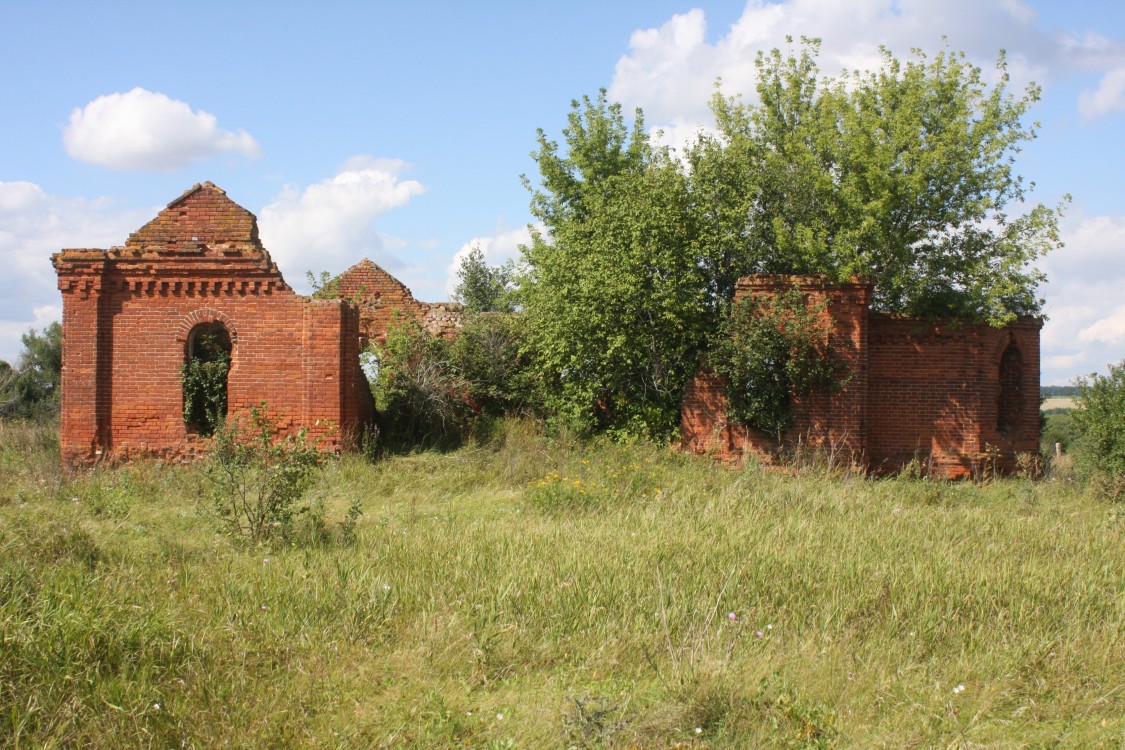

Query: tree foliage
453;247;515;313
690;39;1063;323
0;322;62;420
518;43;1060;438
709;290;845;437
520;92;713;436
369;315;476;449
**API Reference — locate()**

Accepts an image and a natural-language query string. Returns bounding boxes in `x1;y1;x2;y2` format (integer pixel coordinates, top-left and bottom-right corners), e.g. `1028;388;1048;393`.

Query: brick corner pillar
302;299;355;451
53;252;110;468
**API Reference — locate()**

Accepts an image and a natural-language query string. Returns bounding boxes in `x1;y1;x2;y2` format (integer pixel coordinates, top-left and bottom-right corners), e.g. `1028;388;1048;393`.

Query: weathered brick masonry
682;276;1041;478
55;183;1037;477
52;182;388;466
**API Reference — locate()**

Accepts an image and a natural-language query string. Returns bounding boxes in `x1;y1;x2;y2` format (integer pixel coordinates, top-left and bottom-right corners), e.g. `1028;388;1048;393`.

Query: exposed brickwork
336;259;463;346
53;183;374;467
682;276;1042;478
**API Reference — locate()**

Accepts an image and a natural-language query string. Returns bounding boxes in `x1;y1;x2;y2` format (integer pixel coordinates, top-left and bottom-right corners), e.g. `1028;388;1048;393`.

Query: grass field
1042;396;1076;411
2;419;1123;748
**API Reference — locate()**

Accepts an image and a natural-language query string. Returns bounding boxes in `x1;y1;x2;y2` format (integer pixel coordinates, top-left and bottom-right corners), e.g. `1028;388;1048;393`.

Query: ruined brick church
54;183;1040;476
52;182;459;466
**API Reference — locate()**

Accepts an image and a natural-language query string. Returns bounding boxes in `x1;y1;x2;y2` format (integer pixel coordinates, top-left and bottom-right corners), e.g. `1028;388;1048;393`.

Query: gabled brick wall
681;275;1042;478
53;183;373;467
336;259;463;346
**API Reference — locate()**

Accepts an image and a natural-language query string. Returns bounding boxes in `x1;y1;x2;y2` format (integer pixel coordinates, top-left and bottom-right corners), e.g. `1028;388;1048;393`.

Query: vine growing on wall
709;290;846;438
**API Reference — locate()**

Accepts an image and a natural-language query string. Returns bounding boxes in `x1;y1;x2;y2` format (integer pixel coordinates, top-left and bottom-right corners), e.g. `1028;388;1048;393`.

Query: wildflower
153;703;160;710
496;713;504;720
766;623;773;630
694;727;702;734
727;612;737;621
260;604;268;611
262;558;270;565
952;684;965;694
756;630;764;638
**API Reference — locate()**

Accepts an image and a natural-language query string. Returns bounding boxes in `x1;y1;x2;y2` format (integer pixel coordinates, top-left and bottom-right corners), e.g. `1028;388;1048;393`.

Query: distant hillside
1041;385;1079;398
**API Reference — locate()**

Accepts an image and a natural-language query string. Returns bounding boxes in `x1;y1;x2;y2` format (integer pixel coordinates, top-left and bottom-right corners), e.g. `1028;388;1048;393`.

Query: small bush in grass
1073;360;1125;500
204;403;332;544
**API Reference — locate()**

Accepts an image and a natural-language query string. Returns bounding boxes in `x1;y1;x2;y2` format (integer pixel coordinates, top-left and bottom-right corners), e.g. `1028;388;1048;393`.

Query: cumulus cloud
258;156;426;282
608;0;1125;146
1079;67;1125;118
64;88;261;171
444;224;537;297
0;181;151;363
1039;210;1125;382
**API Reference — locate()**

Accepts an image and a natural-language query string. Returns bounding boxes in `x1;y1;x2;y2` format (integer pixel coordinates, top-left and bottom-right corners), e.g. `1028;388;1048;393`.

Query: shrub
449;312;539;418
370;315;476;450
1073;360;1125;500
204;404;332;543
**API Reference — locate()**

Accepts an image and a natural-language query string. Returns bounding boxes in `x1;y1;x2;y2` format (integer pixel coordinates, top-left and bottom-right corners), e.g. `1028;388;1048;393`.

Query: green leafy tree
1072;361;1125;500
0;322;62;420
690;39;1064;323
453;247;515;313
520;91;712;436
521;44;1059;437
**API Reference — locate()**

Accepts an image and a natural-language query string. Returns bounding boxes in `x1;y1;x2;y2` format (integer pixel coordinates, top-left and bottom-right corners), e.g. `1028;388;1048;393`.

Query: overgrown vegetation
204;403;339;544
2;419;1123;748
710;290;845;436
369;314;477;449
515;40;1062;438
1072;359;1125;500
180;328;231;436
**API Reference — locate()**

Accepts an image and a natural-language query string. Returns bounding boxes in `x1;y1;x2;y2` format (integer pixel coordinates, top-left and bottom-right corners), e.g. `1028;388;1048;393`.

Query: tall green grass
1;419;1122;748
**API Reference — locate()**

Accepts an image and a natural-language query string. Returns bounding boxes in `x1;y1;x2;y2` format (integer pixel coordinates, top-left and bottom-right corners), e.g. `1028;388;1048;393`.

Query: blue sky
2;0;1123;384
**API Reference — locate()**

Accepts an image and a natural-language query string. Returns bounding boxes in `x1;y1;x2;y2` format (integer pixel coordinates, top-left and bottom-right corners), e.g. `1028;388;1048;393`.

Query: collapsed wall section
865;315;1041;477
681;276;871;467
681;275;1042;478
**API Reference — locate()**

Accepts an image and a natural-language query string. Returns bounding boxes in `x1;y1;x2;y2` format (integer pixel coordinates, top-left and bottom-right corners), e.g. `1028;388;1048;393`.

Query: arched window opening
182;322;232;435
997;343;1023;435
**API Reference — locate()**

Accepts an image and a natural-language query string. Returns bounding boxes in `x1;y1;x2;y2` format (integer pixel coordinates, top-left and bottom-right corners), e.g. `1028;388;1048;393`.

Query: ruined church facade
51;182;455;467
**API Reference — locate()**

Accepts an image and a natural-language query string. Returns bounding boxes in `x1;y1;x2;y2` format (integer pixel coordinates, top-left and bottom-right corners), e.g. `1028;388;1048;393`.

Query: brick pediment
122;181;264;258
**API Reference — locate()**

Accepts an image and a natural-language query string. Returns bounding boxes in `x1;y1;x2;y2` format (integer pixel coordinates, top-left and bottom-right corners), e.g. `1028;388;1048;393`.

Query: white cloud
258;156;426;283
1079;305;1125;345
1079;67;1125;118
445;224;537;297
1039;210;1125;383
64;88;261;171
608;0;1125;146
0;182;151;364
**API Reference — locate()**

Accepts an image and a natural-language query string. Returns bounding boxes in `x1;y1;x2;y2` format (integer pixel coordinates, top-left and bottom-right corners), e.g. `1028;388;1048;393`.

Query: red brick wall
682;276;872;467
866;315;1041;477
336;259;463;345
681;275;1042;478
53;183;371;466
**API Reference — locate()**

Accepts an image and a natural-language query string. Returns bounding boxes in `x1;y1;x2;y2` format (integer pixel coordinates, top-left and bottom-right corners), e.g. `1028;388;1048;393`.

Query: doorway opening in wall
997;343;1023;435
182;322;232;436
